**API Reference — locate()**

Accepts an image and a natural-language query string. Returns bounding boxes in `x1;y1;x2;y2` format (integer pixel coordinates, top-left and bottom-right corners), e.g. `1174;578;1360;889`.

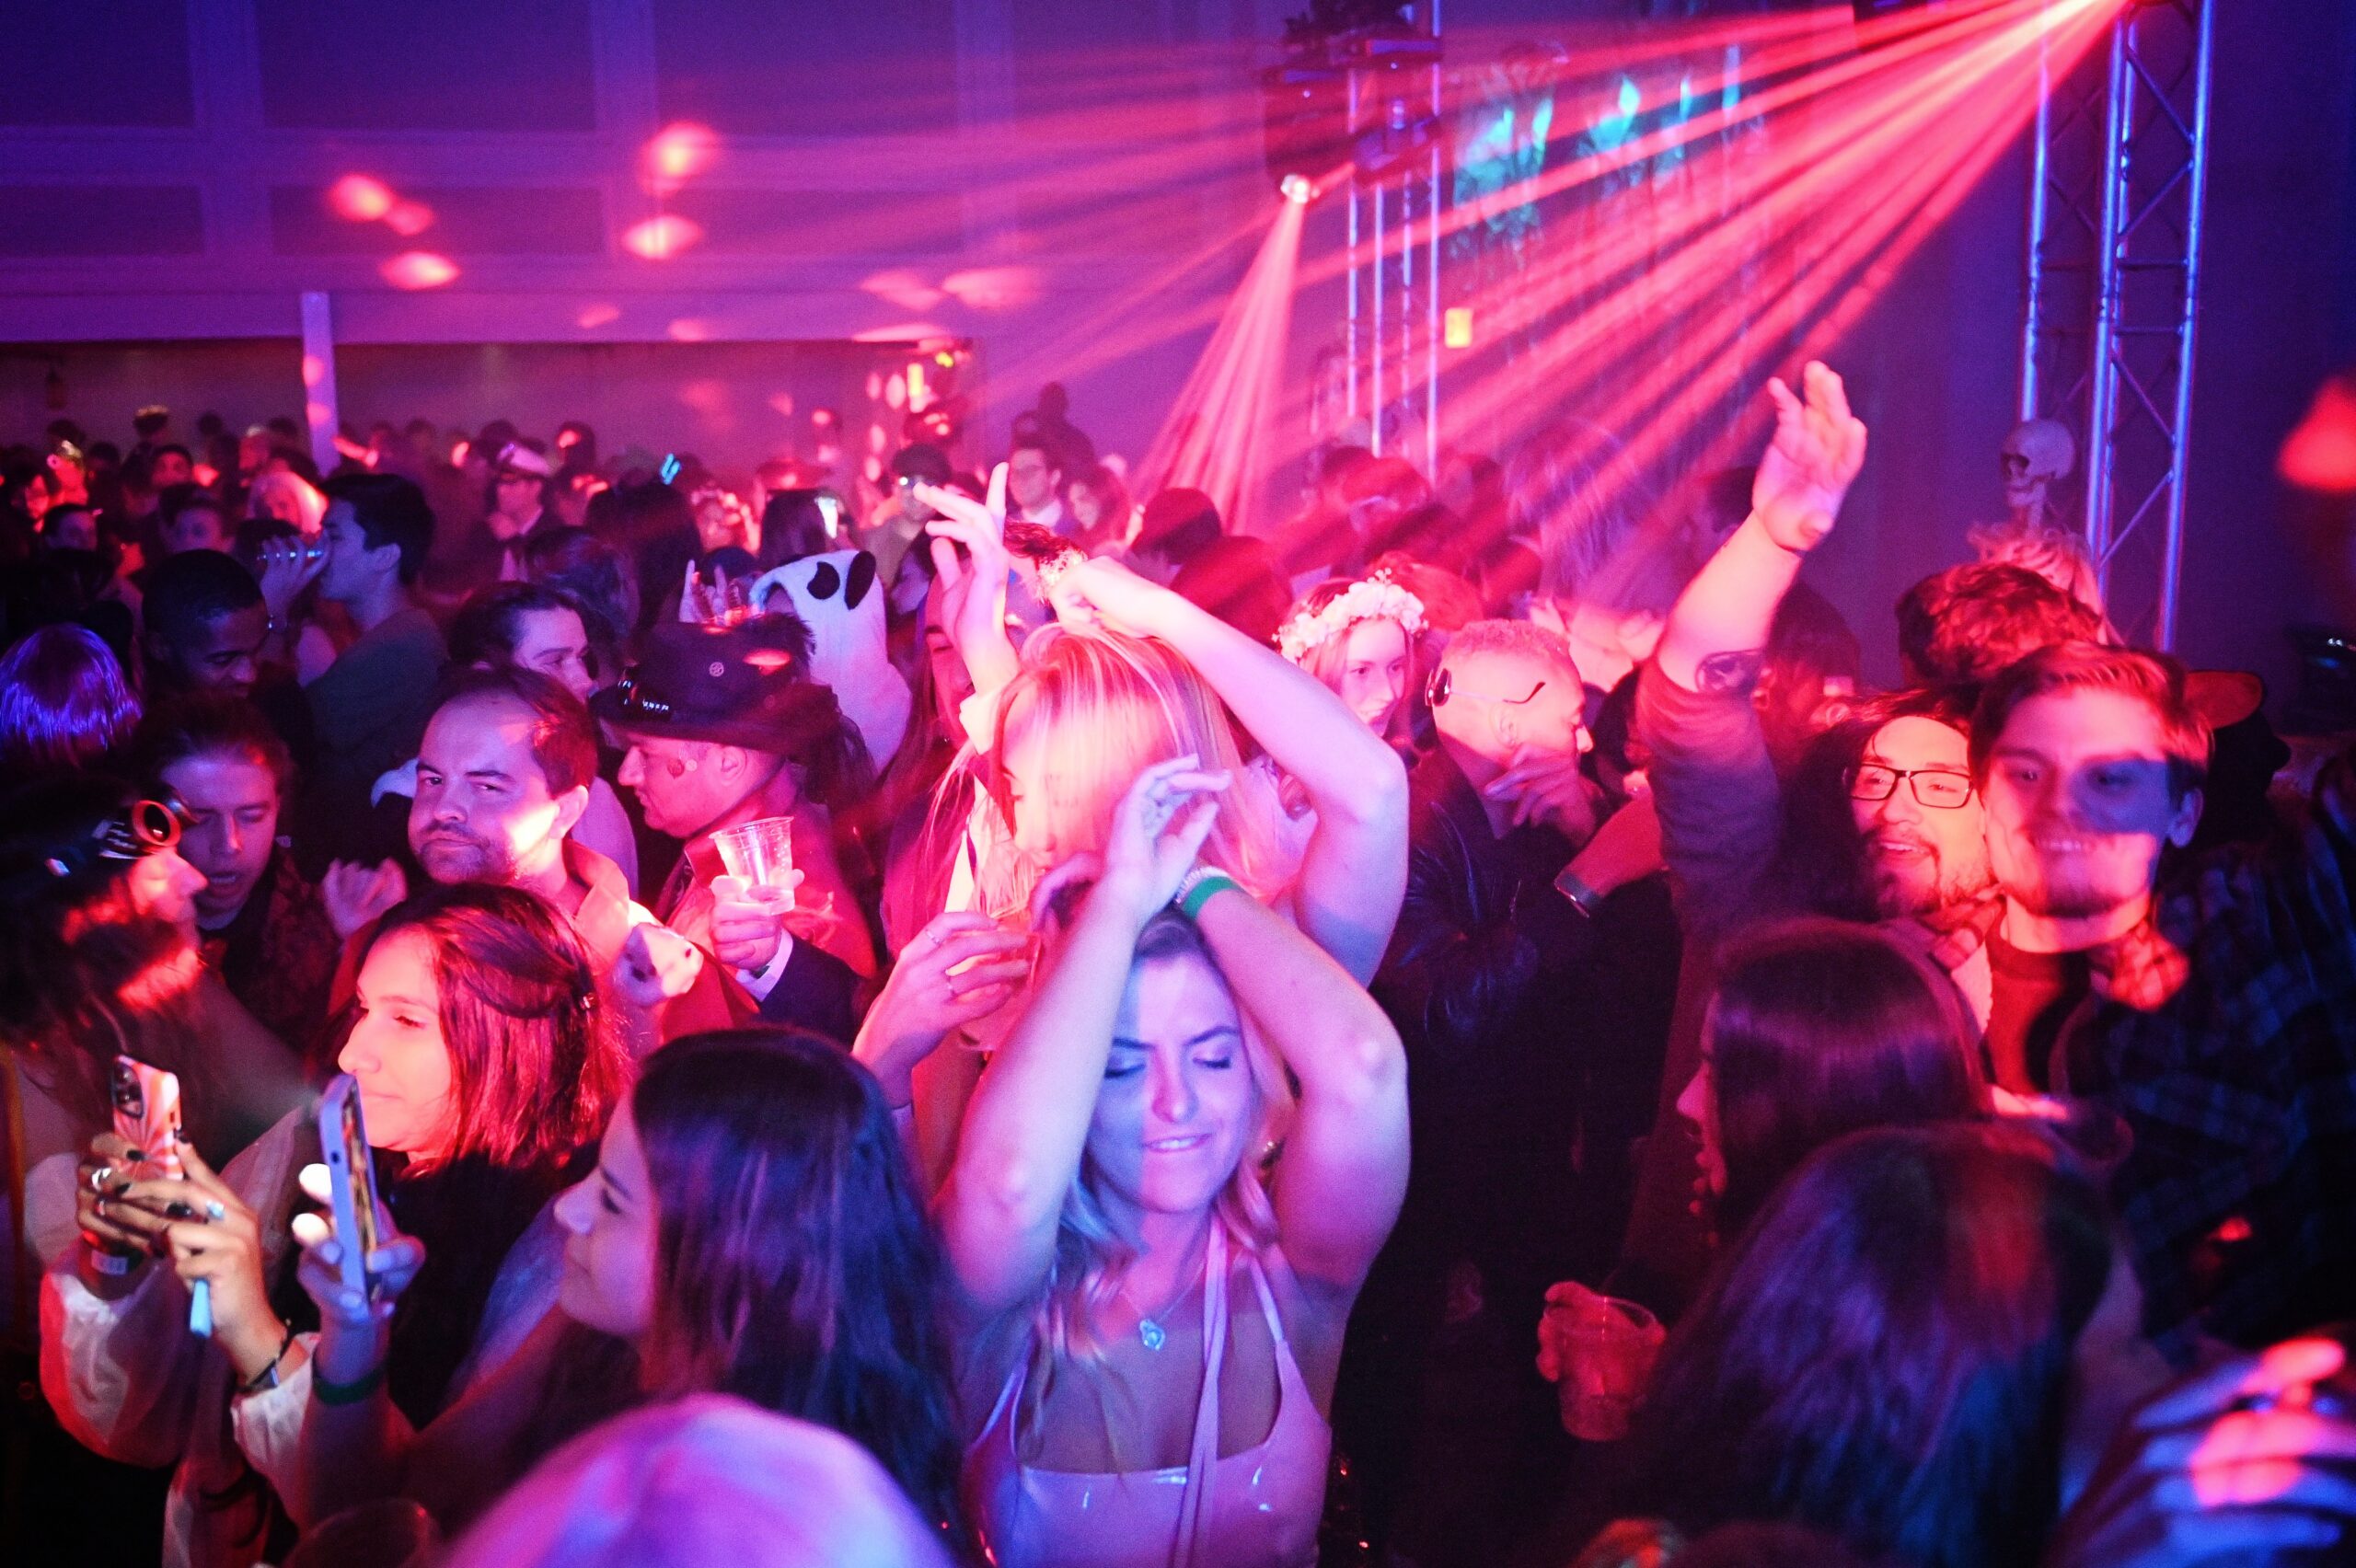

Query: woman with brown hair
43;882;626;1568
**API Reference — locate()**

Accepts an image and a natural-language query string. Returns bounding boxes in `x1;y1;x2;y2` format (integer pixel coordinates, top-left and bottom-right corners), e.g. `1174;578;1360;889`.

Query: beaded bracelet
1174;868;1242;922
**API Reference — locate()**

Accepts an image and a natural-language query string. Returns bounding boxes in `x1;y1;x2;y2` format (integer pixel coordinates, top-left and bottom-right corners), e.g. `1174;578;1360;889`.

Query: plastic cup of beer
1544;1282;1666;1441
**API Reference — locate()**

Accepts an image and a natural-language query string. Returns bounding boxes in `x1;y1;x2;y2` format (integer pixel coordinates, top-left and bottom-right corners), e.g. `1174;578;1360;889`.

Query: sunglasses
1426;669;1547;709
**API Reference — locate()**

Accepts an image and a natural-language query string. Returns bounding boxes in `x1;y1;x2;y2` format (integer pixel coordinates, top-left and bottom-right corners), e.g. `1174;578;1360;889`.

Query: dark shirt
303;605;445;864
1984;934;2092;1094
200;850;341;1064
2061;742;2356;1356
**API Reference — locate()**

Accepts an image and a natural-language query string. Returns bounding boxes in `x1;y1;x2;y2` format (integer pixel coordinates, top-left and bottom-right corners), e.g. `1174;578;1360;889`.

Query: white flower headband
1277;575;1427;663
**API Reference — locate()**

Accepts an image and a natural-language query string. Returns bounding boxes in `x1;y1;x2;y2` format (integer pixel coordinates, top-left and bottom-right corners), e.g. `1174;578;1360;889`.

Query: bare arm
1192;884;1407;1295
937;759;1227;1314
1054;558;1411;983
1655;362;1867;692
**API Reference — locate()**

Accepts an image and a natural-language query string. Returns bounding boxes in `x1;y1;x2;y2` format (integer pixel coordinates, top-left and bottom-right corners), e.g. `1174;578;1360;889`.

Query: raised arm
1655;361;1865;692
1051;557;1410;983
937;757;1228;1314
1191;882;1407;1295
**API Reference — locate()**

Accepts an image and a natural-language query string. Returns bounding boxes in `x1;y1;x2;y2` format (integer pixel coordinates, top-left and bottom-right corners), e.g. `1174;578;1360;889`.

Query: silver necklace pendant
1138;1317;1167;1352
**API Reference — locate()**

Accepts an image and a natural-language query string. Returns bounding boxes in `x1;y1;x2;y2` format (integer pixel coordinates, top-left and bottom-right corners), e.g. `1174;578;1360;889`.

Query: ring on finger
89;1164;115;1193
204;1200;227;1223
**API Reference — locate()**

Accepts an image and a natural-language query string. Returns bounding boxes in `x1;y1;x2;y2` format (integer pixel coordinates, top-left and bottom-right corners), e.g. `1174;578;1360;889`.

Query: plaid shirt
2056;744;2356;1358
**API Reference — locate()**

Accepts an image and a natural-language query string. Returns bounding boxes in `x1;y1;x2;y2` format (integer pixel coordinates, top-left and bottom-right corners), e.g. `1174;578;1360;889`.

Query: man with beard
321;666;736;1045
1969;644;2356;1354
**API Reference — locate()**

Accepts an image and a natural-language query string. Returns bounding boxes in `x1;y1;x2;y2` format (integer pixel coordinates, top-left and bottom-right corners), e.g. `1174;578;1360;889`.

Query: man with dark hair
142;549;269;699
322;666;736;1044
1003;434;1065;533
1964;642;2356;1355
1895;559;2101;689
148;442;193;490
304;474;445;865
597;617;872;1041
859;443;954;584
156;482;233;558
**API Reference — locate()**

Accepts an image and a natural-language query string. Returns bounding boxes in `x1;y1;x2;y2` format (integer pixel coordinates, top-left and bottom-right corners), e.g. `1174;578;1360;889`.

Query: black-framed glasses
1845;764;1974;810
1426;669;1545;709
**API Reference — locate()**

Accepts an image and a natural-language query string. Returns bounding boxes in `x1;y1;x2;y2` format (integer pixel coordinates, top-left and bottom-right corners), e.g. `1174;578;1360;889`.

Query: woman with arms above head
290;1028;975;1554
939;757;1409;1568
41;882;624;1568
920;487;1409;985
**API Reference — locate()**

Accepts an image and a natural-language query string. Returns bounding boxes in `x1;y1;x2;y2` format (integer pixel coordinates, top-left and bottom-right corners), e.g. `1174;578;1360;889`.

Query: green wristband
311;1365;386;1407
1176;869;1242;922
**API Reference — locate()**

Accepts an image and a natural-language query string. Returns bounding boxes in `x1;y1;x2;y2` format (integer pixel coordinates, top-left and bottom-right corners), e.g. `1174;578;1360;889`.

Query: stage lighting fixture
1281;173;1315;205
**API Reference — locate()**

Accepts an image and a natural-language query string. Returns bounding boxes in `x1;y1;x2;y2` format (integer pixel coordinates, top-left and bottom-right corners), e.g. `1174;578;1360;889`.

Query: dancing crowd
2;365;2355;1568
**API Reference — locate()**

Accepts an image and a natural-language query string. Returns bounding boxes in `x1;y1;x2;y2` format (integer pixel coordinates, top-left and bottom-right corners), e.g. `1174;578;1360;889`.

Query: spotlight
1281;173;1314;205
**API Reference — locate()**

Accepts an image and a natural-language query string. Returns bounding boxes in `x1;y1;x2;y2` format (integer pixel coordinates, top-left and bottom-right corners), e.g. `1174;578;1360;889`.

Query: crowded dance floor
3;1;2354;1564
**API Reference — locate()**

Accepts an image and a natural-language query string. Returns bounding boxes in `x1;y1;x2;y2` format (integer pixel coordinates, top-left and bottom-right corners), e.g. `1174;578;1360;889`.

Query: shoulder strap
1172;1224;1230;1568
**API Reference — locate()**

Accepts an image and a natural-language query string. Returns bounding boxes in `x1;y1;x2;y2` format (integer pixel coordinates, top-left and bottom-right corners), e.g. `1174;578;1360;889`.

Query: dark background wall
0;1;2346;691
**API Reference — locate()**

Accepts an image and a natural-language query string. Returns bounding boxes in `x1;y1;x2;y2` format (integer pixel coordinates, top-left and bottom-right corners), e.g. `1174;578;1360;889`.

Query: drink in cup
712;816;795;904
1542;1281;1666;1441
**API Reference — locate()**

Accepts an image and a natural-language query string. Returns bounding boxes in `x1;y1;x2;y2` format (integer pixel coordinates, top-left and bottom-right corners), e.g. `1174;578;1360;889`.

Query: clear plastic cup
1543;1282;1666;1441
712;815;794;894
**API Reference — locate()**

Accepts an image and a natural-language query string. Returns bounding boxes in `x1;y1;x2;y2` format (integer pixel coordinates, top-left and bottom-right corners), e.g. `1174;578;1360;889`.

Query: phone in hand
110;1056;185;1181
317;1074;387;1303
112;1056;208;1332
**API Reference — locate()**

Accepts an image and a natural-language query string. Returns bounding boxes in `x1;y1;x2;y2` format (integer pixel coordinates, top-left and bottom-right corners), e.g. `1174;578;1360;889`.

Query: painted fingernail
166;1202;195;1220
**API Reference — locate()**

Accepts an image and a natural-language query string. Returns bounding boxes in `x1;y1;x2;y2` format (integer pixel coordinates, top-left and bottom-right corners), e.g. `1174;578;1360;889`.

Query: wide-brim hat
592;615;844;755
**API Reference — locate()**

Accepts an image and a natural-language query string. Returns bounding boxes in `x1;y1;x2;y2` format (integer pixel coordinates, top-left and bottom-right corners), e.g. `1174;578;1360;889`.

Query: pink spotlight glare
380;251;458;290
643;122;720;192
1280;173;1314;205
385;200;434;237
578;303;622;329
327;174;395;223
624;214;703;260
666;317;712;342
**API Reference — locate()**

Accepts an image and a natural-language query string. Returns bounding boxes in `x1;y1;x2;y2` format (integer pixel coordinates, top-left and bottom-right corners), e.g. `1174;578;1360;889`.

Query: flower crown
1277;575;1426;663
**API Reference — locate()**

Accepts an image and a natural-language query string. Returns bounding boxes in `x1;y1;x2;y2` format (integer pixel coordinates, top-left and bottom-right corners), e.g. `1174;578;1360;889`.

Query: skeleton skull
2003;418;2077;518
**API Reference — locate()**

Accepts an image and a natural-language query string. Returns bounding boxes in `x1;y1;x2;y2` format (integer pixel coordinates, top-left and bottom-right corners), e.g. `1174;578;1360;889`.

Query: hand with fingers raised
855;911;1036;1106
1751;360;1868;556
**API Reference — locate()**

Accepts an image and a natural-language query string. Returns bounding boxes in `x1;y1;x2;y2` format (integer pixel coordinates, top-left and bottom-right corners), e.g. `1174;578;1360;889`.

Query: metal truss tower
2018;0;2216;650
1344;4;1445;477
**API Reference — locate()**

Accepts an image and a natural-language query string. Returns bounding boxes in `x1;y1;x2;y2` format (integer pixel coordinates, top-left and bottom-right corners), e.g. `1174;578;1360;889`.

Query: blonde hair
959;625;1286;919
1018;913;1294;1463
247;469;327;534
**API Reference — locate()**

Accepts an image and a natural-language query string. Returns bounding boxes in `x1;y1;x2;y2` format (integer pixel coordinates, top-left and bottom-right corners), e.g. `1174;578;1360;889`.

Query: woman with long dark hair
1585;1123;2170;1568
42;882;625;1568
1671;917;1987;1239
289;1028;975;1553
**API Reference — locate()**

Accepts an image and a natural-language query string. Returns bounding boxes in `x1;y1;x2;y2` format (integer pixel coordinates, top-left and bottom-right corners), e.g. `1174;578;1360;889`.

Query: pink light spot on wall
304;400;332;427
864;373;884;400
644;122;720;192
327;175;395;222
767;392;796;418
859;270;945;312
666;317;712;342
884;376;907;410
385;200;435;237
863;455;884;483
678;379;730;414
941;267;1039;311
625;215;704;260
867;424;890;455
380;251;458;290
852;322;945;343
577;303;622;329
301;354;324;388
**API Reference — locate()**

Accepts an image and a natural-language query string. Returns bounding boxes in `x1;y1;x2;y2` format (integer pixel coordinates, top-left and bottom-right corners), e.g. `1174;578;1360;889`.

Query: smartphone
317;1074;386;1302
112;1057;207;1332
110;1056;184;1181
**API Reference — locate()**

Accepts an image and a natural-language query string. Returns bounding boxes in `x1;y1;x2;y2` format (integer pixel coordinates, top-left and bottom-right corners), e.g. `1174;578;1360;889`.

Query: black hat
593;615;842;755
